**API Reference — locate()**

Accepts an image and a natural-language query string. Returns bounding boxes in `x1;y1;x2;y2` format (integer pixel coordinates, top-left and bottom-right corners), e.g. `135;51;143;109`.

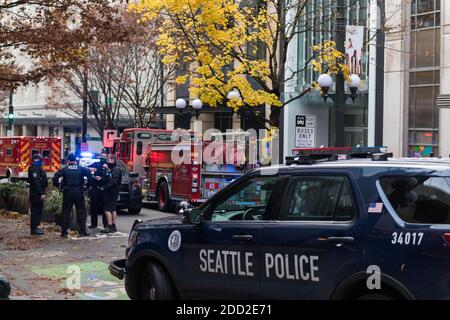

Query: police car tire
156;182;170;212
140;262;176;300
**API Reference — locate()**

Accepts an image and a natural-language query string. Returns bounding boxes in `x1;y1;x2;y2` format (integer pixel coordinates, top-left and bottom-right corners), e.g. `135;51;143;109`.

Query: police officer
100;155;122;234
28;153;48;235
53;153;92;238
88;151;108;229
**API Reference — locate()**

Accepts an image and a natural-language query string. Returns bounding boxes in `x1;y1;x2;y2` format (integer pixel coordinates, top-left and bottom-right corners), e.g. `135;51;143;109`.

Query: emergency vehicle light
81;152;93;158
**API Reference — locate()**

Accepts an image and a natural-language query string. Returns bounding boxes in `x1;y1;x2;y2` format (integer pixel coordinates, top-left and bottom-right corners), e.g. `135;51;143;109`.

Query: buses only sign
295;115;316;148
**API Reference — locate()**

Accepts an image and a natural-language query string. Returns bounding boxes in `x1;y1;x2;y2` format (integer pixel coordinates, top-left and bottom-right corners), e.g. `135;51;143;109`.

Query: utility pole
278;0;286;164
7;89;14;137
82;68;88;144
333;0;346;147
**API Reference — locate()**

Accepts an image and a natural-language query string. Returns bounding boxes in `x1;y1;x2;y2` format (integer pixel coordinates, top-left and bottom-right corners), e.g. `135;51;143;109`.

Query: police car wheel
157;182;170;212
357;292;395;300
140;263;176;300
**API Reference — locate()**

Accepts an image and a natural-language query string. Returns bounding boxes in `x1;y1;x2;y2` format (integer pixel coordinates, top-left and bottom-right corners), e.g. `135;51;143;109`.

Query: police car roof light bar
286;154;338;165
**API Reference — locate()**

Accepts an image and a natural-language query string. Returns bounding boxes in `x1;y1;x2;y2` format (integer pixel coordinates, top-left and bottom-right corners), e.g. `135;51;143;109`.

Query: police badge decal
168;230;181;252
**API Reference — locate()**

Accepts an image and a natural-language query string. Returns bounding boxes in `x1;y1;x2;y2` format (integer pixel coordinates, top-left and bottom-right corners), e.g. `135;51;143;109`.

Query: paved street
0;205;173;300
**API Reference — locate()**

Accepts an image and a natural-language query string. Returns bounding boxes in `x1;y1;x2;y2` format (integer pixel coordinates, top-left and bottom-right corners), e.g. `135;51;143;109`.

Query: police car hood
138;215;183;228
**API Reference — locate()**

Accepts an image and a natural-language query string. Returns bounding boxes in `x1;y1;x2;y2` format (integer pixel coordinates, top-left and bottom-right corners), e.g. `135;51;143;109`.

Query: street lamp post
318;73;361;146
82;72;88;144
175;98;204;120
334;0;347;147
7;89;14;137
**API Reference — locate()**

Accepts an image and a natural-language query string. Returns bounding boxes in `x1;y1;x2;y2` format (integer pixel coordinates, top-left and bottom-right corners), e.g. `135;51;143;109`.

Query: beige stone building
384;0;449;157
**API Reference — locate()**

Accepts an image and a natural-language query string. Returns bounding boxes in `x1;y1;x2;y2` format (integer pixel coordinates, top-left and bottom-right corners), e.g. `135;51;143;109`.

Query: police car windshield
208;177;280;222
380;176;450;225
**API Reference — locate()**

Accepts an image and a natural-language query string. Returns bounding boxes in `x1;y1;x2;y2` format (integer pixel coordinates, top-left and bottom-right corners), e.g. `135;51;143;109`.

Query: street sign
81;143;89;152
295;115;316;148
103;130;117;148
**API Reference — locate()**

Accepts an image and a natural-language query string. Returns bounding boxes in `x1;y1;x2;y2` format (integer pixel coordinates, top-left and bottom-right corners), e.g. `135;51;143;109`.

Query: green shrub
0;182;29;213
44;190;63;216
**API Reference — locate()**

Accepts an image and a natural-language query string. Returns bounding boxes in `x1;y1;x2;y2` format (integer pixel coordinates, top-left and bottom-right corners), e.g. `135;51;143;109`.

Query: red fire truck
0;136;61;179
145;133;256;211
113;128;175;181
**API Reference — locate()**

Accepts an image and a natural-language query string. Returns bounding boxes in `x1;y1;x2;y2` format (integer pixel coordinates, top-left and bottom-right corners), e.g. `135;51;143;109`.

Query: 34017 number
391;232;423;246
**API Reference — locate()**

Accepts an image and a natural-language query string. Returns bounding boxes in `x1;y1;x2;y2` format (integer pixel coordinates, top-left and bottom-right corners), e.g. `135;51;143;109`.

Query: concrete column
383;1;408;157
166;114;175;130
439;1;450;157
36;125;43;136
22;124;29;136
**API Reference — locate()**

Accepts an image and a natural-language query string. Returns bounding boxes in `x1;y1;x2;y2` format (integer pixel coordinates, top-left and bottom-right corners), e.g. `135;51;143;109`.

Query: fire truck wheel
156;181;170;212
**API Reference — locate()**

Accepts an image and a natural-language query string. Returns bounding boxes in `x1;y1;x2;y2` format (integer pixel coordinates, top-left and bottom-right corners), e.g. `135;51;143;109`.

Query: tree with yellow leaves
130;0;351;128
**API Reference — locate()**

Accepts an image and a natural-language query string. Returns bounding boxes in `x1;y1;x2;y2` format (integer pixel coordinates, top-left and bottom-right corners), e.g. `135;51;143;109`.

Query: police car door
259;172;365;299
182;175;288;299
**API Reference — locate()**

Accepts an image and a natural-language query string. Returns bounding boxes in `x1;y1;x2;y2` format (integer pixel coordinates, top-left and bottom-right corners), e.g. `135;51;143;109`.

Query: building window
408;0;440;157
214;113;233;133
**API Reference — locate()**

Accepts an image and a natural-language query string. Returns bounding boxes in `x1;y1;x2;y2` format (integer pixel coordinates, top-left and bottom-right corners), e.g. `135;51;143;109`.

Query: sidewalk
0;210;129;300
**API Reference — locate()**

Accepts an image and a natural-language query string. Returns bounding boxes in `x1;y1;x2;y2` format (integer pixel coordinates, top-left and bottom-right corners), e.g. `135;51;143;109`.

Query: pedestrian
52;153;92;238
88;151;108;229
100;155;122;234
28;153;48;235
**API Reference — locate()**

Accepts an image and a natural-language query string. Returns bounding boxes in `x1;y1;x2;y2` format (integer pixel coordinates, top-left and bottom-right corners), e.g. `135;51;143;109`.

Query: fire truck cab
113;128;174;182
0;136;61;179
145;131;256;211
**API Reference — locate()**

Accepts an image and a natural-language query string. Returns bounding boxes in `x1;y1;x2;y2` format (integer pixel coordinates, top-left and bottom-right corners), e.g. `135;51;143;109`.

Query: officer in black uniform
88;152;108;229
28;153;48;235
53;153;92;238
100;155;122;234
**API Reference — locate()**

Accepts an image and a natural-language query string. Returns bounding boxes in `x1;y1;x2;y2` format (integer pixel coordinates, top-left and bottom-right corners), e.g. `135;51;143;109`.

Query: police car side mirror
177;201;197;224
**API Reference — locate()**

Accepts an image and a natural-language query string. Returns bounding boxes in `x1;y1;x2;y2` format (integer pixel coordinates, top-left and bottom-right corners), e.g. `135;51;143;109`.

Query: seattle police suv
110;150;450;300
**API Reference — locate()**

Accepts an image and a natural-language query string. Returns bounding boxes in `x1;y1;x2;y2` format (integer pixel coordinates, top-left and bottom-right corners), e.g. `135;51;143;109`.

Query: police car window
283;176;355;221
380;176;450;224
207;177;280;222
136;141;143;156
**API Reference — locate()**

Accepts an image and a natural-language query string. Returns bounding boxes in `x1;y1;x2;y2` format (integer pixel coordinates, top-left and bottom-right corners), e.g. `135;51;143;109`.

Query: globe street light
317;73;361;103
227;90;241;101
347;74;361;102
317;74;333;101
192;99;203;119
175;98;203;119
176;98;187;110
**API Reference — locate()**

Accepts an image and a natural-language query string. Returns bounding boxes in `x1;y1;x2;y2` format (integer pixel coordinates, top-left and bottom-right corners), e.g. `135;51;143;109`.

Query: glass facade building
295;0;370;147
408;0;441;156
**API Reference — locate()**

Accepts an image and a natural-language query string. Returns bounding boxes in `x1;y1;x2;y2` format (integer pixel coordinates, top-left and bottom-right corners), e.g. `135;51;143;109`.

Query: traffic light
8;105;14;120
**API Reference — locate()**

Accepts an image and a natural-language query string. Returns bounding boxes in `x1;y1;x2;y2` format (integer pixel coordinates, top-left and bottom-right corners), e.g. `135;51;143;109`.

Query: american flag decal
368;202;384;213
